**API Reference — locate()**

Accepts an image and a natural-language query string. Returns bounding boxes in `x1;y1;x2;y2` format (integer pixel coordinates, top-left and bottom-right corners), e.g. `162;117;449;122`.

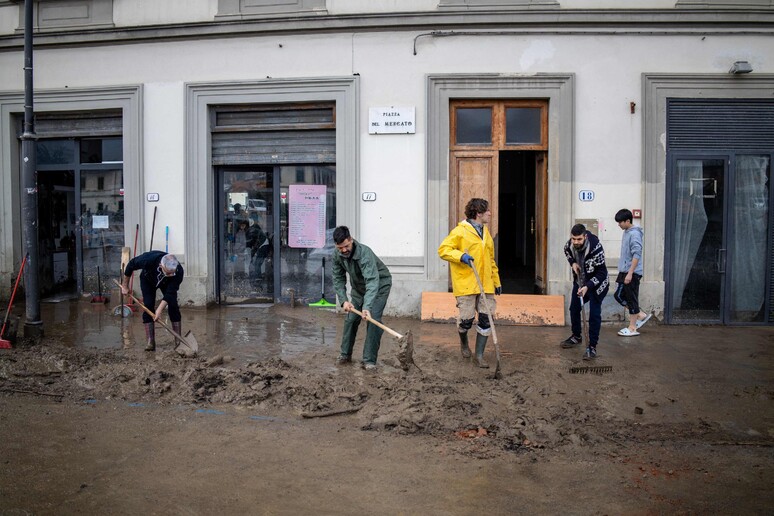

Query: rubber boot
172;321;182;348
459;331;472;358
144;322;156;351
475;333;489;368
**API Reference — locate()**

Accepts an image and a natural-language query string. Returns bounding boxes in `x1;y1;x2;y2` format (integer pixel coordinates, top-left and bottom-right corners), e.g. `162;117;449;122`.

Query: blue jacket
619;226;644;276
124;250;184;304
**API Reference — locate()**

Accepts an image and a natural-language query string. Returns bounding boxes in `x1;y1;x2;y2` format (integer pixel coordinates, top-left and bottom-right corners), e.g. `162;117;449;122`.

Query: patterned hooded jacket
563;231;609;297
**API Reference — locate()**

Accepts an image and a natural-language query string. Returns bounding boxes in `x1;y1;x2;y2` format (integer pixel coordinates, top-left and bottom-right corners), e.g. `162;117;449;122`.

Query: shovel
112;280;199;357
348;307;419;371
469;263;503;380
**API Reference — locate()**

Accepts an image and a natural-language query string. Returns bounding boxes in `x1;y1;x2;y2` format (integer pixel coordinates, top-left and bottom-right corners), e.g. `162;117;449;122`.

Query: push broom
0;254;28;349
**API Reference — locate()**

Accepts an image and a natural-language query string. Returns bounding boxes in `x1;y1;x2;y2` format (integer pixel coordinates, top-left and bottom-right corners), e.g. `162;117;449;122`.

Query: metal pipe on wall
21;0;42;336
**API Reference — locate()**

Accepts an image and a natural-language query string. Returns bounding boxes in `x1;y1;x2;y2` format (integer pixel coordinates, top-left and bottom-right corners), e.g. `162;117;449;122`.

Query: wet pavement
1;297;773;514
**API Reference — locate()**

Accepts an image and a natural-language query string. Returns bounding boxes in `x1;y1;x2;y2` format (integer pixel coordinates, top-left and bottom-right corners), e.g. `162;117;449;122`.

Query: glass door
668;154;772;323
79;168;125;296
279;165;336;304
728;155;771;322
219;168;274;303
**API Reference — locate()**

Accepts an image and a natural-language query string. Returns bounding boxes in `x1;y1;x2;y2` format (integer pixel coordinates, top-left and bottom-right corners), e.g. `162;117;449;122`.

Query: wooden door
534;152;547;294
449;152;498;238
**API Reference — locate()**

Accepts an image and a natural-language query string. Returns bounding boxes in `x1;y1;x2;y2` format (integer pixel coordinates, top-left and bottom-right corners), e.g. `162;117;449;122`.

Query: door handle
717;248;726;273
530;217;535;235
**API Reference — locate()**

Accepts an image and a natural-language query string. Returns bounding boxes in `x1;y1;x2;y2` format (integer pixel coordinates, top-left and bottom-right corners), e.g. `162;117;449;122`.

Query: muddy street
0;301;772;514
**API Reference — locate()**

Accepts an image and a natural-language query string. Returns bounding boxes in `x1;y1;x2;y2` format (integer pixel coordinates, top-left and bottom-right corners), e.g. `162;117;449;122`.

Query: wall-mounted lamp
729;61;753;74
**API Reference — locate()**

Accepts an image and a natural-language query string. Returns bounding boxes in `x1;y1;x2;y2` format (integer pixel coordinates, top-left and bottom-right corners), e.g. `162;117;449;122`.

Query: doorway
498;150;547;294
449;99;548;294
35;137;124;299
217;165;337;305
666;153;772;324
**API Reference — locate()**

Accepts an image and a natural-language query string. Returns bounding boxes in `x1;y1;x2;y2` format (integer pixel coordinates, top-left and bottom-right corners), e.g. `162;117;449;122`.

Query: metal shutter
667;98;774;151
211;103;335;165
29;110;123;138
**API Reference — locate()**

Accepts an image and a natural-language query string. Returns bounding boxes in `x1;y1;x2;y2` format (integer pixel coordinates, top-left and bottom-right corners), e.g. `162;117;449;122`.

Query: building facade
0;0;772;324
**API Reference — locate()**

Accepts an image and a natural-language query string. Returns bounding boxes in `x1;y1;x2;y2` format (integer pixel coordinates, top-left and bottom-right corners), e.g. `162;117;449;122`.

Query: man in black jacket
561;224;609;360
120;251;184;351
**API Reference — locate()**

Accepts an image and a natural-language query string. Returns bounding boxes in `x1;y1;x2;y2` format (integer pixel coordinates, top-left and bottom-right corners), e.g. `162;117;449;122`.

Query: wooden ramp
421;292;565;326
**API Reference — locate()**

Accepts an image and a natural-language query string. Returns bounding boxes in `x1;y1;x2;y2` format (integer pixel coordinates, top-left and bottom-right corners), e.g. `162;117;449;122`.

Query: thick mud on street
0;301;772;514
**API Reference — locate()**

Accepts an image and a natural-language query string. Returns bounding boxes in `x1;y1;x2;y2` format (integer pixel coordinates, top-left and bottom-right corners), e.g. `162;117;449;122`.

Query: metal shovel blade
175;330;199;358
396;330;419;372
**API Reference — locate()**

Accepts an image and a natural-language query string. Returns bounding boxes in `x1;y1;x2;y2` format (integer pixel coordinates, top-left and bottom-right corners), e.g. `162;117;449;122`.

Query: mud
0;301;773;513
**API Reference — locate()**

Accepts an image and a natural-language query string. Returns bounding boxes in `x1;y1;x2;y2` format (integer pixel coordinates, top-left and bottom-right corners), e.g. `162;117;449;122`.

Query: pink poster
288;184;327;248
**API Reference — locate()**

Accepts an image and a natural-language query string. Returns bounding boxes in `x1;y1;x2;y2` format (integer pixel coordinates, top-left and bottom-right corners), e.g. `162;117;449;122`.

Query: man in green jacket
332;226;392;371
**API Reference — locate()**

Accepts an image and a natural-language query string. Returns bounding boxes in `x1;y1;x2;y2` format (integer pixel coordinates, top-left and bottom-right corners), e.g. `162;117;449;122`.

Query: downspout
21;0;42;337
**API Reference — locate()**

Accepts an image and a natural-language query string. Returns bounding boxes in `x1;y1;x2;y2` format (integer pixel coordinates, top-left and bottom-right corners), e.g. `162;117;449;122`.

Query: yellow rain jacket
438;220;501;297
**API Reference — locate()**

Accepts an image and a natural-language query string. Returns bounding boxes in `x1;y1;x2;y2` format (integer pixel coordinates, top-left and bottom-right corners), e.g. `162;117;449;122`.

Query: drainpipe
21;0;42;337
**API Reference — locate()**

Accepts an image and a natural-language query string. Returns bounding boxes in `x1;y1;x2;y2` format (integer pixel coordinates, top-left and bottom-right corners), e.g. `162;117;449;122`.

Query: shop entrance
216;165;337;305
34;137;124;300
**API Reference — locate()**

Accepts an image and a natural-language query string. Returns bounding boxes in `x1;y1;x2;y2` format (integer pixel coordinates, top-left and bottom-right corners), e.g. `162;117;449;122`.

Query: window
676;0;773;7
439;0;559;9
81;137;123;164
505;108;542;145
97;176;104;190
451;100;548;150
455;108;492;145
217;0;326;19
16;0;114;32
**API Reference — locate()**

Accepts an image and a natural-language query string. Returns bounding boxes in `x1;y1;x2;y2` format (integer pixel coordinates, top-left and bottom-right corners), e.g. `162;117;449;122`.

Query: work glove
495;286;502;296
460;253;474;266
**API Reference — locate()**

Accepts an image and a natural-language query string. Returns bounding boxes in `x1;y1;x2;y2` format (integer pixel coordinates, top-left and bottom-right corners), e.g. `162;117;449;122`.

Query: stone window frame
0;85;142;282
425;74;574;296
438;0;560;9
14;0;114;32
676;0;773;8
216;0;327;20
185;77;358;304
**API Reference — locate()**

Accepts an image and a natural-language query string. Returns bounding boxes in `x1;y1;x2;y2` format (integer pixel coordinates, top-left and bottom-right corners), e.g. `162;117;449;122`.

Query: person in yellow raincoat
438;198;502;368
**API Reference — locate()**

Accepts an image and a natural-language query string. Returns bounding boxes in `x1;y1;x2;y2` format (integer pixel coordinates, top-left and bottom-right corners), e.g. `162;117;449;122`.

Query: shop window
81;137;122;164
37;139;75;165
16;0;114;32
217;0;326;19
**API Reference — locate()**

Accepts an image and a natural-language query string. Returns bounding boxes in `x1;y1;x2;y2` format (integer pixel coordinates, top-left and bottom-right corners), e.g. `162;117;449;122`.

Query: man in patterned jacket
561;223;609;360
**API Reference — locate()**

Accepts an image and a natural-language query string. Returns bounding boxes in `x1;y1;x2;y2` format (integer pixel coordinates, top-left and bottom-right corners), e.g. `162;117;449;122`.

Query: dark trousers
614;273;642;315
570;282;605;346
140;273;181;324
340;283;391;364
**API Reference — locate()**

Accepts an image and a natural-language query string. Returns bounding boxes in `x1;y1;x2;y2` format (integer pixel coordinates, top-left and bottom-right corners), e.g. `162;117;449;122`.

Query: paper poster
288;185;326;248
92;215;109;229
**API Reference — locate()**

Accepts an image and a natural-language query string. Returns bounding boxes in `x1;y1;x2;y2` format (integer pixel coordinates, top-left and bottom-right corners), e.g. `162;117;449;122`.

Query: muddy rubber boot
459;331;472;358
144;322;156;351
172;321;182;347
474;333;489;368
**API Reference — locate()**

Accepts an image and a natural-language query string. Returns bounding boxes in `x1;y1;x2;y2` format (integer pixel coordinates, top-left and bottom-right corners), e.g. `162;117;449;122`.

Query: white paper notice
288;185;326;248
92;215;109;229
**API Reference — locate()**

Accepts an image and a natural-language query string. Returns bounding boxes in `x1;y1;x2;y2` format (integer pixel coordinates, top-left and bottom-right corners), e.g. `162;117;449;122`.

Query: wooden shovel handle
112;279;190;346
348;307;403;339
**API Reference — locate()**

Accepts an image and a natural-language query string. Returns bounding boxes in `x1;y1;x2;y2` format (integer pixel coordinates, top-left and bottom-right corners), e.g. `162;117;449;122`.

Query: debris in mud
455;427;488;439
